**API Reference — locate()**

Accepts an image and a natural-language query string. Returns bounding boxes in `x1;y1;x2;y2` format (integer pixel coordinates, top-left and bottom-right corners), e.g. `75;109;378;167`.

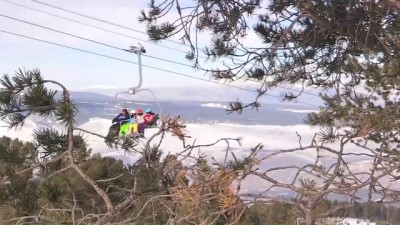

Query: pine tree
0;69;142;223
0;136;39;221
0;69;248;224
139;1;400;224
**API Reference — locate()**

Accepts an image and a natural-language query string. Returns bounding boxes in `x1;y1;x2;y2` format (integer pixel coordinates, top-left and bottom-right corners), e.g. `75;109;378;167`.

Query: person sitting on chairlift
120;110;139;138
136;109;145;137
111;108;130;135
129;110;137;123
144;108;156;126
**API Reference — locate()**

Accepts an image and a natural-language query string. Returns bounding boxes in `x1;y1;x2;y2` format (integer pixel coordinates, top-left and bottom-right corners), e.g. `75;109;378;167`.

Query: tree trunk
305;202;316;225
305;211;315;225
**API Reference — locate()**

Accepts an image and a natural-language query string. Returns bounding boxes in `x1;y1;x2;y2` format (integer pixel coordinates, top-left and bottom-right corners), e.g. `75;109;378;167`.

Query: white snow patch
200;103;228;109
278;108;319;113
1;117;394;193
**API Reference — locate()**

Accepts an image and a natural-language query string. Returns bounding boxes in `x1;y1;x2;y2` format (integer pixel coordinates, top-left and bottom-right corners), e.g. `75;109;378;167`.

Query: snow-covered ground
200;103;228;109
277;108;319;114
1;117;395;197
0;117;320;163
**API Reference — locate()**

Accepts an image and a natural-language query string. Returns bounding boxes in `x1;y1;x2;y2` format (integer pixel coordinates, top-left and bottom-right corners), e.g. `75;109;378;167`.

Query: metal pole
112;44;146;107
137;50;142;90
127;43;145;91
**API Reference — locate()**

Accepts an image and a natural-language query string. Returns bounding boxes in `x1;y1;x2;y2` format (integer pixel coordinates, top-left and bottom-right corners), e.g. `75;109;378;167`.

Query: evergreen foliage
0;1;399;223
138;1;400;224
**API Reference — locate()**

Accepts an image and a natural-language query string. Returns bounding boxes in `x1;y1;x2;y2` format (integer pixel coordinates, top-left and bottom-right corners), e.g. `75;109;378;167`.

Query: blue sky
1;0;259;89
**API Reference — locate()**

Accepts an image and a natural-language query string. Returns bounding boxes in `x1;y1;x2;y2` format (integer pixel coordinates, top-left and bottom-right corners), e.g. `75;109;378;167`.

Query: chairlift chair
105;43;163;141
114;88;162;128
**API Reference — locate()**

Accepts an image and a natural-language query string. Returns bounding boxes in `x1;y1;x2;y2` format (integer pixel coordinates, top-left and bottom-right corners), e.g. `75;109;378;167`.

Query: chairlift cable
1;1;321;98
0;13;195;69
0;29;321;108
22;0;304;70
1;0;191;55
0;28;255;93
0;29;140;63
28;0;187;47
27;0;263;67
2;0;248;66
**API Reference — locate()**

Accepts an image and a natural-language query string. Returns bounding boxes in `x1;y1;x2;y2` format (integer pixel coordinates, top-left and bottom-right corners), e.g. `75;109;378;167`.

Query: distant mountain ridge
56;91;116;103
68;85;325;106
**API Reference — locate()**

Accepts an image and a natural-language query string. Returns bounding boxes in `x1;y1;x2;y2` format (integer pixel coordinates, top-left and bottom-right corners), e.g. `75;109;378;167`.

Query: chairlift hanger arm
127;44;146;54
125;43;146;90
115;91;130;99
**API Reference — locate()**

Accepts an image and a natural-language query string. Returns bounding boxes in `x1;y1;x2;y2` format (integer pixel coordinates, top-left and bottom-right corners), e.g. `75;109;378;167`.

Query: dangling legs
138;123;145;137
